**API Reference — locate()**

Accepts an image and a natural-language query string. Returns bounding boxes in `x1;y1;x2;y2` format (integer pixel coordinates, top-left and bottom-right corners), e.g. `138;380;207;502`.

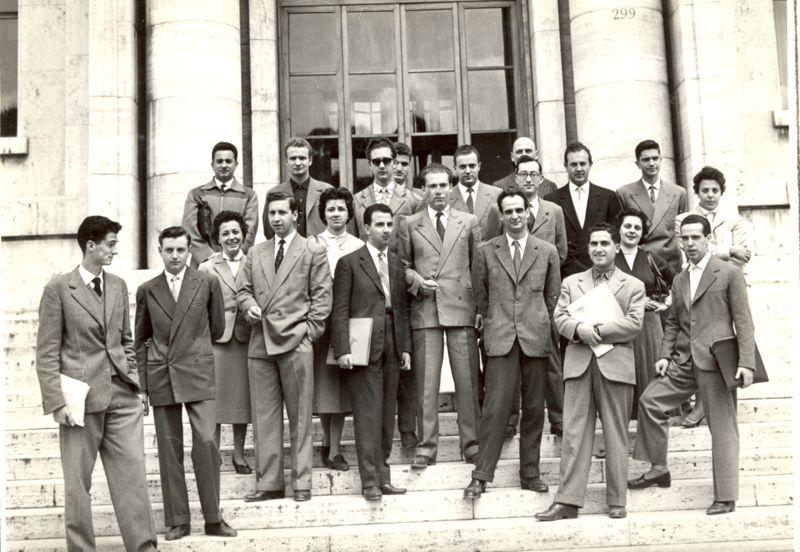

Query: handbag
194;190;214;244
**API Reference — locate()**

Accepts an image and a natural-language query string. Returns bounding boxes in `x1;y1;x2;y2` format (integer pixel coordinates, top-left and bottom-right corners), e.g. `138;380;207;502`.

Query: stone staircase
3;260;795;551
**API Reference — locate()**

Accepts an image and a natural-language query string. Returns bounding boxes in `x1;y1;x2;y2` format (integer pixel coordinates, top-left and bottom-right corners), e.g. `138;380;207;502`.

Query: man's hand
337;353;353;370
654;358;671;377
474;314;484;332
52;405;76;427
576;323;601;347
139;392;150;416
646;299;668;312
729;245;751;263
736;366;754;388
420;279;439;296
400;352;412;371
245;305;262;324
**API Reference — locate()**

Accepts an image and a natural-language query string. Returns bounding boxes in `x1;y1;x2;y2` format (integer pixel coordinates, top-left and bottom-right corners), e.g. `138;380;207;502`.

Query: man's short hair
393;141;411;157
616;208;650;238
77;216;122;254
363;203;393;226
497;189;530;212
212;210;249;245
158;226;191;246
634;139;660;160
365;138;396;160
515;155;541;172
319;186;355;224
563;141;593;165
588;222;620;244
266;190;298;213
692;166;726;195
212;141;238;162
419;162;453;185
680;213;712;236
284;137;313;158
454;144;480;164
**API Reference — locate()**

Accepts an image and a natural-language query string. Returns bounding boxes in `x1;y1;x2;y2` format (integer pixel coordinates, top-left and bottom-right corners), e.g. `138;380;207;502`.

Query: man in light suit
463;190;561;500
135;226;235;540
450;144;502;240
35;216;157;552
398;163;482;469
629;214;755;515
332;203;412;501
182;141;259;267
239;191;332;502
536;222;645;521
616;139;687;273
492;136;558;197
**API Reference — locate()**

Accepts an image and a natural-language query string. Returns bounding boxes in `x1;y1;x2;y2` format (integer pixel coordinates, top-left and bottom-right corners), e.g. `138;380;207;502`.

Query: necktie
170;276;180;301
527;207;536;232
465;187;474;214
91;277;102;297
575;186;585;227
275;239;285;271
512;240;521;275
435;212;445;241
649;185;656;203
378;188;390;205
377;251;392;307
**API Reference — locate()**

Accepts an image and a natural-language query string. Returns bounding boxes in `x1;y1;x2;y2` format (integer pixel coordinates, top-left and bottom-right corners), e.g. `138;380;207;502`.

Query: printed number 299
613;7;636;19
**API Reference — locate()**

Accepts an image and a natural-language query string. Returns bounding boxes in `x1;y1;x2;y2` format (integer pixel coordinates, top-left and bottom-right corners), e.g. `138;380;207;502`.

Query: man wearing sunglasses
492;136;557;197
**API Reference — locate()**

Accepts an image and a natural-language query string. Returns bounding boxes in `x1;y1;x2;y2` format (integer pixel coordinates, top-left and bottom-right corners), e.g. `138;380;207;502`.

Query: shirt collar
428;205;449;221
505;232;528;252
291;177;310;191
78;264;103;286
365;240;388;261
689;251;712;271
528;196;540;215
275;229;297;248
214;177;234;190
642;178;661;192
570;181;589;193
225;250;244;262
698;206;718;217
373;182;395;197
458;182;478;195
164;266;187;282
592;266;616;281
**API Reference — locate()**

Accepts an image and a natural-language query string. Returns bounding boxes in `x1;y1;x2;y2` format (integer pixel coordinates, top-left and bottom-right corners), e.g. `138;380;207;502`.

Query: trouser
397;362;416;434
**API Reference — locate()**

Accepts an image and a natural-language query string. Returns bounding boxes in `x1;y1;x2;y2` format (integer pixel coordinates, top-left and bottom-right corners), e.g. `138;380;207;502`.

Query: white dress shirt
164;266;188;301
642;178;661;201
78;264;103;293
224;249;244;278
528;196;540;220
428;205;450;228
373;182;395;204
457;182;479;206
688;251;712;301
319;230;363;277
505;232;529;258
569;181;589;227
274;230;297;262
214;177;233;192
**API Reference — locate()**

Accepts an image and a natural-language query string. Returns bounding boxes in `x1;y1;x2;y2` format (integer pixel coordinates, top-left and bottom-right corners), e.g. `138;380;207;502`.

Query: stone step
4;474;794;541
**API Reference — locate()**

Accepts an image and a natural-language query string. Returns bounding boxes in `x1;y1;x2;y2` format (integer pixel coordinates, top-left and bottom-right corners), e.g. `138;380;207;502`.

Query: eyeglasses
515;172;542;180
370;157;395;167
395;161;410;167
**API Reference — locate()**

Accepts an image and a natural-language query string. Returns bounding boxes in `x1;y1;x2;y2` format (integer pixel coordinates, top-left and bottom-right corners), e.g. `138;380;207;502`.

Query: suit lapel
258;240;277;292
69;269;104;327
493;239;516;282
516;239;537;282
530;205;549;234
607;269;628;296
630;182;655;219
415;214;442;253
306;179;323;219
103;273;120;329
559;186;581;233
583;183;602;229
649;185;673;235
213;256;237;293
438;211;464;274
575;271;590;297
389;186;408;214
267;236;304;306
170;268;201;341
358;247;385;297
449;192;466;213
473;184;492;222
152;274;175;320
674;270;691;312
691;262;718;306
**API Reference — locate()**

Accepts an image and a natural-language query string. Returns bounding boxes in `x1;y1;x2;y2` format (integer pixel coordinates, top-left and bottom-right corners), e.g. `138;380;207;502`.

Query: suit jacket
616;179;687;272
36;268;140;415
198;253;251;344
449;182;502;240
353;183;423;240
530;198;568;263
544;182;621;277
237;234;332;357
661;255;755;371
332;245;411;363
674;204;753;270
472;235;561;358
264;177;338;239
555;268;646;384
399;208;481;329
492;172;558;197
182;178;259;265
134;267;225;406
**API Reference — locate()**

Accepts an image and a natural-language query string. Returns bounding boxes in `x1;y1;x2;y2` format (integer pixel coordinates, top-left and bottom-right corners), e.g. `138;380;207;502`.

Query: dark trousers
344;314;401;488
397;362;416;434
473;340;547;482
153;399;221;526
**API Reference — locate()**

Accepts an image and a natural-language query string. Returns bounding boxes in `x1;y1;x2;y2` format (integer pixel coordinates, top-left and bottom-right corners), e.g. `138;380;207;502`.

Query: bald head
511;137;538;164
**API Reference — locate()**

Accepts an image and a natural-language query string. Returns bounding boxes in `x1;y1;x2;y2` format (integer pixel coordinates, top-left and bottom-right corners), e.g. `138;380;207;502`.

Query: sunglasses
370;157;395;167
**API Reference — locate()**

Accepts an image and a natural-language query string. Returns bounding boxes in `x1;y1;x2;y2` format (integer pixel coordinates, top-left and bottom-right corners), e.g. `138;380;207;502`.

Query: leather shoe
331;454;349;471
504;425;517;439
164;524;190;541
706;500;735;515
379;483;407;495
627;471;671;489
232;458;252;475
464;454;477;465
363;486;382;501
520;477;549;493
550;424;563;437
294;490;311;502
534;502;578;521
463;478;486;499
608;506;627;519
204;520;237;537
244;489;285;502
401;431;417;448
411;455;435;470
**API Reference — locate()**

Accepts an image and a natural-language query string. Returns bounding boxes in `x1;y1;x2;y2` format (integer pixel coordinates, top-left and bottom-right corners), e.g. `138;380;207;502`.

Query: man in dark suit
332;203;412;501
240;191;332;502
616;139;687;273
183;141;259;266
629;214;755;515
398;163;482;469
450;144;502;240
491;136;557;197
135;226;236;540
536;222;645;521
35;216;157;552
463;190;561;500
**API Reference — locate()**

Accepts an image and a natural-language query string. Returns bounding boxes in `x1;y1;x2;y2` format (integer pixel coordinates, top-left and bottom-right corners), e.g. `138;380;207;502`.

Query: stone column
147;0;243;266
569;0;675;188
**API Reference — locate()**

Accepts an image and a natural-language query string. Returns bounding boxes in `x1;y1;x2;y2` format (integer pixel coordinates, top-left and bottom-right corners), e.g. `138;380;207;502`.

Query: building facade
0;0;792;306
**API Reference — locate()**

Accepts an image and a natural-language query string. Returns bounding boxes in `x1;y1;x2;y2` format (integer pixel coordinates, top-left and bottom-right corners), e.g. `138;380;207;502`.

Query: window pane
290;75;339;135
410;134;457;189
468;69;515;131
351;136;398;193
350;74;397;135
0;16;18;137
470;131;515;185
409;72;457;133
348;11;395;73
406;10;453;71
465;8;512;67
289;13;338;74
306;137;340;188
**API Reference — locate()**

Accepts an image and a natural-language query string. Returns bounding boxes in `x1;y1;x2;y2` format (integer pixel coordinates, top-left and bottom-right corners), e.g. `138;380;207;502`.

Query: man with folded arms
628;214;755;515
536;222;645;521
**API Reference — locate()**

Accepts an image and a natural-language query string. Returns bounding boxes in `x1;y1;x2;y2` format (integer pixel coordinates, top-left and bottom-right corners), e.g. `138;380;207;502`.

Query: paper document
566;283;624;357
60;374;90;426
327;318;373;366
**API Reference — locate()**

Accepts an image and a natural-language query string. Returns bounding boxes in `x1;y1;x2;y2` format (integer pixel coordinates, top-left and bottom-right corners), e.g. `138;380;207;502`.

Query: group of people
34;134;757;551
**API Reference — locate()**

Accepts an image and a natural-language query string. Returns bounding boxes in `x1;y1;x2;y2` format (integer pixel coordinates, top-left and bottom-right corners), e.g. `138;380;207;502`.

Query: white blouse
318;230;364;277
